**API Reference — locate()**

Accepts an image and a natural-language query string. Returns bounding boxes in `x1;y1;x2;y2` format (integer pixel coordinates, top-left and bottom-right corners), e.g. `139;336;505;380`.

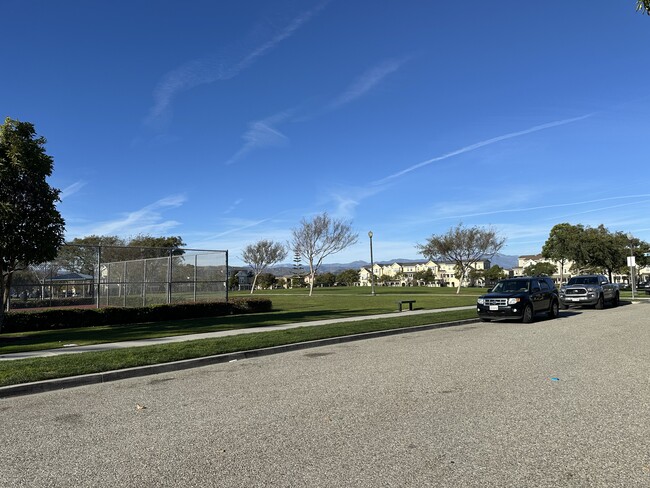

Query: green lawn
1;286;480;354
0;286;480;387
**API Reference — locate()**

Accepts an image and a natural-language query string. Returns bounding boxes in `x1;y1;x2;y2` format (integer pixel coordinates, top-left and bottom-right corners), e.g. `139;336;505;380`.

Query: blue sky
3;1;649;266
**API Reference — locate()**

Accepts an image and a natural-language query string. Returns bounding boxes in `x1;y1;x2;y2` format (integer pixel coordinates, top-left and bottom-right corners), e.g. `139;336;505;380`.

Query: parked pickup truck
559;274;620;309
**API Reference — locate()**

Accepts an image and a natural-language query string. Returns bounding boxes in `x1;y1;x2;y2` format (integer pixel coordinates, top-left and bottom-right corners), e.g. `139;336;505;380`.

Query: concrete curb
0;318;479;399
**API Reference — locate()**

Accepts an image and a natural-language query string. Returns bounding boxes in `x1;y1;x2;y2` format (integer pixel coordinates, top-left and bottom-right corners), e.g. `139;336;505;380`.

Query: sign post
627;255;636;299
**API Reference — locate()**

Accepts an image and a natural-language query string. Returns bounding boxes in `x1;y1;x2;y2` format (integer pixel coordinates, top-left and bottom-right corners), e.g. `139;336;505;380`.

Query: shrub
1;298;272;334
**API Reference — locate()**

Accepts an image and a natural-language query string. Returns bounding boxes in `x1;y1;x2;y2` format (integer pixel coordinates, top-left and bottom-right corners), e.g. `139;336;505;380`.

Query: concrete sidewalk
0;306;475;361
0;306;478;398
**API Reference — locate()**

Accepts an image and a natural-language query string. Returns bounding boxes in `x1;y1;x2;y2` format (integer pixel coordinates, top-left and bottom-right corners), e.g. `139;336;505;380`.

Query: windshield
567;276;599;285
492;280;530;293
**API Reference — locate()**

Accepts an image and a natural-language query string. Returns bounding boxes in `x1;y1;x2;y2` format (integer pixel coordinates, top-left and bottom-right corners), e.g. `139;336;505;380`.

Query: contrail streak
372;113;594;186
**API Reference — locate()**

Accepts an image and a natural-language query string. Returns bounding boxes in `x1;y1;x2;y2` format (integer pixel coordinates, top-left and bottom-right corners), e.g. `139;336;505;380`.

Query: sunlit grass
0;308;477;387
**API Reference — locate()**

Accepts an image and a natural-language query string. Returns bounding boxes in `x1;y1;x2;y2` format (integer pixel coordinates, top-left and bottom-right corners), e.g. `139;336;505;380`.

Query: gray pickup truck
559;274;620;309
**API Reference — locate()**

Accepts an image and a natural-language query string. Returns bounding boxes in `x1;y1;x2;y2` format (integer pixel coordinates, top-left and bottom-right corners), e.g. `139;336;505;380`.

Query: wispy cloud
145;2;328;128
372;113;595;186
59;180;87;200
228;57;407;165
71;194;186;238
329;58;407;110
225;112;291;165
223;199;244;215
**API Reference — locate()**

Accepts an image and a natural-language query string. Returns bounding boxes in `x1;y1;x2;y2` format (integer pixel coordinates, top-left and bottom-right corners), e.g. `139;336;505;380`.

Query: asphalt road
1;302;649;487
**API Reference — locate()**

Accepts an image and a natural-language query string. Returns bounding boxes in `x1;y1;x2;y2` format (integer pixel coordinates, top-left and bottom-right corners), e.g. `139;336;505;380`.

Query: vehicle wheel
595;294;604;310
548;300;559;319
521;304;534;323
612;292;620;307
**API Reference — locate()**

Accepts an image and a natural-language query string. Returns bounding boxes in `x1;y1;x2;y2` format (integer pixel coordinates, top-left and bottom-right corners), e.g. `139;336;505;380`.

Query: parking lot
1;302;649;487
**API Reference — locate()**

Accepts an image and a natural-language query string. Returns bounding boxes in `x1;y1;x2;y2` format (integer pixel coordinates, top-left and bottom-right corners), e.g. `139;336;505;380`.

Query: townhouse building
359;259;490;288
512;254;650;285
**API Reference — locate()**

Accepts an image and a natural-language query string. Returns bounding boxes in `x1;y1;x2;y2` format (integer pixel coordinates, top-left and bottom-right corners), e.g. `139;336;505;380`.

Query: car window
494;280;528;293
540;280;550;291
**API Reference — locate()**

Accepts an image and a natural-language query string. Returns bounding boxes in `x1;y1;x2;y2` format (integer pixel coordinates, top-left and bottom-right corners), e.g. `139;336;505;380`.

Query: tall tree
541;223;582;284
256;272;277;290
417;223;505;294
483;265;507;284
337;268;360;286
290;213;358;296
572;225;627;281
524;262;558;277
314;272;337;287
241;240;287;294
0;117;65;327
638;0;650;14
57;234;186;274
291;248;305;288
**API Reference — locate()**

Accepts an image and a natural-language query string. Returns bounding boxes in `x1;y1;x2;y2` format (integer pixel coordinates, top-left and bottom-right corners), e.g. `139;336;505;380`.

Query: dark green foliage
315;272;336;287
256;272;277;289
9;297;95;309
0;118;65;324
336;268;360;286
523;262;558;277
2;298;272;333
638;0;650;14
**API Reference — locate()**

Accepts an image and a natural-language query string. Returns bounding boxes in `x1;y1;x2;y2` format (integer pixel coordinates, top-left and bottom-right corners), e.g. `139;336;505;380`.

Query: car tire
612;292;620;307
595;294;604;310
522;304;534;323
548;300;559;319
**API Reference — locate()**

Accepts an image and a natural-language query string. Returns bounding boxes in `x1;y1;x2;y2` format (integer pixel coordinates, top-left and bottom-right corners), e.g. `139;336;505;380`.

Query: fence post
167;249;173;304
225;250;229;303
96;246;101;308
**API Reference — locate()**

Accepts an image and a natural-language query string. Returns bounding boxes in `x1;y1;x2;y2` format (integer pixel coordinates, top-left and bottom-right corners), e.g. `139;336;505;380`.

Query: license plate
489;305;499;311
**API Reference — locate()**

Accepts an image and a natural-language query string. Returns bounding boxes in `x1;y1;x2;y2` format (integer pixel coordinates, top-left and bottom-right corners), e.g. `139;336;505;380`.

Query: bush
1;298;272;333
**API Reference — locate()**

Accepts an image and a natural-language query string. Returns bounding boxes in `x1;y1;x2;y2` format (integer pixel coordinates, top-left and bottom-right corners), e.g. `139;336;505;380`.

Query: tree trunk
250;274;258;294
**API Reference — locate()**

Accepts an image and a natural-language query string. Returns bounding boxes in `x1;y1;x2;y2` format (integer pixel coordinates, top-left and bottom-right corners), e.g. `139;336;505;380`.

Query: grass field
1;286;480;354
0;287;480;387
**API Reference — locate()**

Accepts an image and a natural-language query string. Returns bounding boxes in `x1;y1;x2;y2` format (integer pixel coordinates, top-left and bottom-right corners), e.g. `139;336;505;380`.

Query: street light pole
368;231;376;296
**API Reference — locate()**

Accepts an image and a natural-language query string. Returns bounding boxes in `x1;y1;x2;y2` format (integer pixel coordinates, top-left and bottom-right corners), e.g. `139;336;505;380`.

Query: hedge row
1;298;272;333
9;297;95;309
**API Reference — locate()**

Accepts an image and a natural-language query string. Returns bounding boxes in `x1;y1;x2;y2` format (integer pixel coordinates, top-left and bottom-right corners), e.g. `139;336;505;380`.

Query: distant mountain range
257;253;519;276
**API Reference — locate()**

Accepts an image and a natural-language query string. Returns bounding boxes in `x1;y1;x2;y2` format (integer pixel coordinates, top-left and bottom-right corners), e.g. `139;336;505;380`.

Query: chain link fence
7;245;228;310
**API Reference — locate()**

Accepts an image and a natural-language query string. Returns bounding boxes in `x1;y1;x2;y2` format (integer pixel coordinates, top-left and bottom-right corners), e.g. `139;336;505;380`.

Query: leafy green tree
127;235;185;258
418;223;506;294
414;268;436;285
336;268;360;286
0;118;65;327
638;0;650;14
57;234;186;274
256;272;277;290
241;239;287;294
291;213;358;296
315;272;336;287
523;262;558;277
572;225;628;281
542;223;582;284
484;265;507;284
228;269;240;290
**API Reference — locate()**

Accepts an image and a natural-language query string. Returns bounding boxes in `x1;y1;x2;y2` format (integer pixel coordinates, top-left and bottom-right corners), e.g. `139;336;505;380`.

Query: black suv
477;276;559;323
